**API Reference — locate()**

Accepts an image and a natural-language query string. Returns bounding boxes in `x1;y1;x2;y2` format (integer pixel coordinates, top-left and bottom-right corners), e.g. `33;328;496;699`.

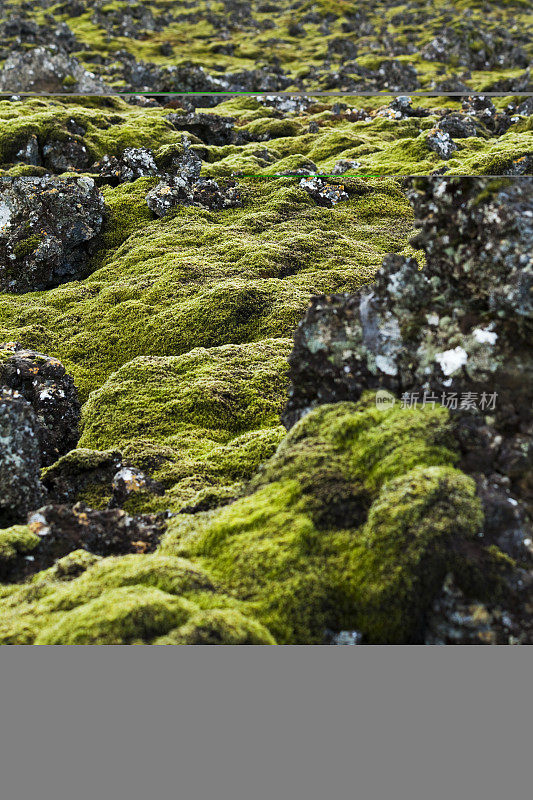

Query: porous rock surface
0;177;105;293
0;342;81;465
0;389;44;526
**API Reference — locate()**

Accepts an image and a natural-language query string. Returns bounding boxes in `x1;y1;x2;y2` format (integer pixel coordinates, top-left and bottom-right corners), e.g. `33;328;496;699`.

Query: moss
78;339;291;512
0;97;185;166
154;609;276;644
0;177;401;405
0;553;274;645
12;235;43;260
0;525;40;567
0;395;513;644
34;586;193;644
160;397;488;644
345;465;483;642
0;3;531;92
244;118;304;140
0;96;530;177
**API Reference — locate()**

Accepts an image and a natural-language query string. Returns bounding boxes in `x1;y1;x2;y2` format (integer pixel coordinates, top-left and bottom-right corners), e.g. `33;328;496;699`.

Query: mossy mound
0;96;531;177
2;395;510;644
0;176;410;402
0;97;184;168
0;551;275;645
0;524;40;579
160;397;491;644
78;339;292;512
0;171;413;526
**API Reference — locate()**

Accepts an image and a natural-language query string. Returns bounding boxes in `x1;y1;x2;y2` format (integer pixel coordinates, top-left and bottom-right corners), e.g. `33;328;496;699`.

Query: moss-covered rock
0;552;274;645
0;524;40;580
0;1;530;92
0;95;530;178
78;339;292;512
0;176;405;401
160;397;488;644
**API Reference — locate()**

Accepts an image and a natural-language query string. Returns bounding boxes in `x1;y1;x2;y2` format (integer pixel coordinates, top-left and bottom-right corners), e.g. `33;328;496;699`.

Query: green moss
0;553;274;645
78;339;291;512
35;585;193;644
0;97;185;166
1;96;529;177
0;177;403;404
154;608;276;644
12;235;43;260
0;2;530;92
0;525;40;567
161;397;487;644
0;396;512;644
346;465;483;642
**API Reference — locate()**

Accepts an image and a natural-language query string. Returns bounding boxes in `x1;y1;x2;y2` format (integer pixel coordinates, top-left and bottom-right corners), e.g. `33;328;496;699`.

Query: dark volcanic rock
93;147;158;184
426;129;458;159
26;503;167;572
0;47;109;92
299;177;348;207
283;178;533;516
436;113;481;139
0;343;81;465
110;465;165;507
16;135;41;166
0;389;44;526
147;177;242;216
331;159;361;175
0;177;105;293
425;573;533;645
145;145;241;215
388;95;429;118
0;15;79;52
166;112;236;145
42;137;90;172
421;26;529;71
377;59;419;91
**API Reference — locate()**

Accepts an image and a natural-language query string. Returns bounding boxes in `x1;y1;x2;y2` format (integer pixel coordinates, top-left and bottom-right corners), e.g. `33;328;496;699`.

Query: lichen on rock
0;176;104;293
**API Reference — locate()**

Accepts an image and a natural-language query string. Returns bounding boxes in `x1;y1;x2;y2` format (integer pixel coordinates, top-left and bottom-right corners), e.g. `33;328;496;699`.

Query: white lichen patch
435;346;468;376
375;354;398;376
0;200;12;233
473;327;498;345
28;512;51;537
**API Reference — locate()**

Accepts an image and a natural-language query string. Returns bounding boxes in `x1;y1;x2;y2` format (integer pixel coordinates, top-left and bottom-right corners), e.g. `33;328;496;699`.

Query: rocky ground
0;167;531;644
0;1;531;93
0;94;531;178
0;2;531;646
